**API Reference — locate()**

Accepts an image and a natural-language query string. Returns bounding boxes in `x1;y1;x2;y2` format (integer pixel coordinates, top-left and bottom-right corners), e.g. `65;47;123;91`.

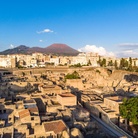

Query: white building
0;55;16;68
86;52;99;67
50;57;60;66
71;53;87;65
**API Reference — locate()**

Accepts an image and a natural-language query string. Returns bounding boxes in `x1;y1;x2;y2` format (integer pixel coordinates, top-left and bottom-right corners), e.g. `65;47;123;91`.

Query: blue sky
0;0;138;57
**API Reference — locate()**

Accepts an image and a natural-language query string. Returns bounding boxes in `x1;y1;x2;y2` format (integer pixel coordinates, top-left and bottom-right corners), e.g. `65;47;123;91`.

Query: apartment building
0;55;16;68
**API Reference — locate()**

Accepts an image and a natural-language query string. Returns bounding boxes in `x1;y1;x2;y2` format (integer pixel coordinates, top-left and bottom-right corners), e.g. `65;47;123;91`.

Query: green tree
102;58;106;67
128;65;133;71
128;57;133;71
65;71;80;79
69;63;82;68
108;60;114;66
97;57;106;67
114;60;118;69
87;59;91;66
97;56;102;66
129;57;132;65
134;61;136;66
119;97;138;125
119;58;128;69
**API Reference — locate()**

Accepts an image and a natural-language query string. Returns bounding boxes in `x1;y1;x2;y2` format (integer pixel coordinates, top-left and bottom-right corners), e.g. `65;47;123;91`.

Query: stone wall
104;97;122;113
47;105;62;112
66;79;84;90
57;94;77;108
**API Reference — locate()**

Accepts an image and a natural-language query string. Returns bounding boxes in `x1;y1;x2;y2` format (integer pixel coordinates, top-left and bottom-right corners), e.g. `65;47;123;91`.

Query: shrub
65;71;80;79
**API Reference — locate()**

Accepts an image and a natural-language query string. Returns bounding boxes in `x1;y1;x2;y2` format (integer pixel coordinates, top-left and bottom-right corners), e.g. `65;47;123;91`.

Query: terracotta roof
43;120;67;134
19;109;30;119
24;99;35;104
28;107;39;114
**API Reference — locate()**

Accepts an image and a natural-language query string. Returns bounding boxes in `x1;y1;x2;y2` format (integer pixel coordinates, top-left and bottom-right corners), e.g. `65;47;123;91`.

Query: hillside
44;43;79;55
0;45;30;55
0;43;79;56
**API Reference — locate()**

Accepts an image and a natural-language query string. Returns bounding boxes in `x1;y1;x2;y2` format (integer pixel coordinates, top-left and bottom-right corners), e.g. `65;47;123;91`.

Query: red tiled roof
19;109;30;119
43;120;67;134
28;107;39;114
24;99;35;104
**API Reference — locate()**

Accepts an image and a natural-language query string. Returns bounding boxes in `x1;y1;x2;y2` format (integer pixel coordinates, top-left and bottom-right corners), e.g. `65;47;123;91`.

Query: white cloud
116;50;138;58
39;39;47;42
119;43;138;46
117;43;138;57
78;45;115;57
39;39;43;42
10;44;15;49
37;28;54;34
119;43;138;50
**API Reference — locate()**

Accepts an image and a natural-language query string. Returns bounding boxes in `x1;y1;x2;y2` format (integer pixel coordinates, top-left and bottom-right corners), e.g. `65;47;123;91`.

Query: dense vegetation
119;57;138;72
69;63;82;68
97;57;106;67
97;57;138;72
65;71;80;79
119;97;138;125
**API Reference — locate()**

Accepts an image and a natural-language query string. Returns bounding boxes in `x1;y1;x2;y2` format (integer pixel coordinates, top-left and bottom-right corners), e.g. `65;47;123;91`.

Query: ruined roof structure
43;120;67;134
19;109;30;119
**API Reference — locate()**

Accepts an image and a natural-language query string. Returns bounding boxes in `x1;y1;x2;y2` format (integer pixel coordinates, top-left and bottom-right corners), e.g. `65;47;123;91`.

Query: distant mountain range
0;43;79;56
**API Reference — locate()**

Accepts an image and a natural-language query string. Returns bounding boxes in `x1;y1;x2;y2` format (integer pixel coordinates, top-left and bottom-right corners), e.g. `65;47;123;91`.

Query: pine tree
128;57;133;71
87;59;91;66
114;60;118;69
108;60;114;66
102;58;106;67
119;58;128;69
